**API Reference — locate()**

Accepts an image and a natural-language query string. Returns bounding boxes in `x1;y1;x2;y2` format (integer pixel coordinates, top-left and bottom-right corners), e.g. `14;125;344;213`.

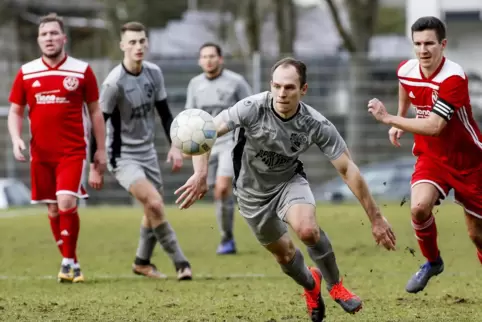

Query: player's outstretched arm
368;98;448;136
330;151;397;251
7;103;26;162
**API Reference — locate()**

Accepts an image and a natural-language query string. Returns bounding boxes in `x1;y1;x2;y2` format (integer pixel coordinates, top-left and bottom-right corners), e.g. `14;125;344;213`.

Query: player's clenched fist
12;137;26;162
388;127;404;147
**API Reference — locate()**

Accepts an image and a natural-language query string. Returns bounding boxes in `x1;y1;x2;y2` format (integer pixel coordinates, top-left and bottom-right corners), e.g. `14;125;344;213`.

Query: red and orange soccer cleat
329;279;362;314
303;267;325;322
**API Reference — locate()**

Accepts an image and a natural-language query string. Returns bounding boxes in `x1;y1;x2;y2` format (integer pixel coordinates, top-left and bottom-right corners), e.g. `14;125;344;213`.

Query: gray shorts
207;145;234;187
108;153;163;193
237;174;316;245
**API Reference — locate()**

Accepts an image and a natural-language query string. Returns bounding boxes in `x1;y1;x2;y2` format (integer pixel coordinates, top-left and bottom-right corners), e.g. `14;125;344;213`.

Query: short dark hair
39;13;65;33
271;57;307;87
411;16;446;42
199;42;222;57
121;21;146;35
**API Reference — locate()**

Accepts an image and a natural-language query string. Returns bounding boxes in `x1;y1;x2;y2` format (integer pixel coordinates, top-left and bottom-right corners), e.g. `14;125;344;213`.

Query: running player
89;21;192;280
8;13;106;283
185;42;252;254
367;16;482;294
176;57;396;321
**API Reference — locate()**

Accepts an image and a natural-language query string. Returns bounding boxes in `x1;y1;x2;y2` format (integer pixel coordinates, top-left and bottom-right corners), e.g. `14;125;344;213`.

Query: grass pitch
0;202;480;321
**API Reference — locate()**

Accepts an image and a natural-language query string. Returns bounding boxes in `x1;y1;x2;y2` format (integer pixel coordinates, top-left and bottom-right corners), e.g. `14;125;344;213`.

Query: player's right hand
388;127;404;147
12;137;26;162
88;164;104;190
371;215;396;251
174;172;208;209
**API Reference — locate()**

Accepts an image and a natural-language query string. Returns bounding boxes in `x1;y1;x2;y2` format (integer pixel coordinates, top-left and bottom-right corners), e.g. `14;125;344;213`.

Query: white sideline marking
0;273;269;281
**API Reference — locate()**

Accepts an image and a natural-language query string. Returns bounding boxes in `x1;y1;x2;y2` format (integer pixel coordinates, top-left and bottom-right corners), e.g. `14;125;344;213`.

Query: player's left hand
371;215;397;251
167;146;183;172
174;172;208;209
88;164;104;190
368;98;390;124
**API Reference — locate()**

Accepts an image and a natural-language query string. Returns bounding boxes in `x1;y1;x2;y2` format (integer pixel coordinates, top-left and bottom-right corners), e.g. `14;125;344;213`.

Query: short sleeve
217;97;256;132
9;69;26;106
83;66;99;104
99;82;119;114
312;117;347;160
155;68;167;101
432;76;467;121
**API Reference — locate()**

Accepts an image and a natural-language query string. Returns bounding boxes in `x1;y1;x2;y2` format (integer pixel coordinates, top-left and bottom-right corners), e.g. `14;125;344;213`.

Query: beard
42;48;62;59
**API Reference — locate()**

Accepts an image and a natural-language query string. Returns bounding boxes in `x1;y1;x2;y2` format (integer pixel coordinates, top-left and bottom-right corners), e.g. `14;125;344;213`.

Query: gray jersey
218;91;347;201
185;69;252;148
100;61;167;161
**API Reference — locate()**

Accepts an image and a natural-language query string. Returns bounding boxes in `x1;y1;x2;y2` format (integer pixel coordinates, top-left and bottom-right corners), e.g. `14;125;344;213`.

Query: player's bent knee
295;225;320;245
410;203;433;222
57;194;78;211
145;198;164;217
214;176;232;200
47;204;59;218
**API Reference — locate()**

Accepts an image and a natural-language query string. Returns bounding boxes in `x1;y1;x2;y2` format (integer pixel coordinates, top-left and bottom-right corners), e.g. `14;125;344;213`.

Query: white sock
72;262;80;269
61;258;75;266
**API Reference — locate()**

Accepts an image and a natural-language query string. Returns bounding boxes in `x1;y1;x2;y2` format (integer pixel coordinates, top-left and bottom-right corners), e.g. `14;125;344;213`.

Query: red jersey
9;55;99;162
397;57;482;173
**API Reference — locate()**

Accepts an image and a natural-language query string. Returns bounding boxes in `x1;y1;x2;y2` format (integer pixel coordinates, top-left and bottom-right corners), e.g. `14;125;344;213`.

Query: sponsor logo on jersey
35;93;69;104
255;150;293;169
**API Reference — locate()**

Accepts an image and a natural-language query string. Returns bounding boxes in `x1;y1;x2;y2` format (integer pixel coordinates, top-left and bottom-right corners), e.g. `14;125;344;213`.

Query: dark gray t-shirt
185;69;252;148
100;61;167;159
217;91;347;200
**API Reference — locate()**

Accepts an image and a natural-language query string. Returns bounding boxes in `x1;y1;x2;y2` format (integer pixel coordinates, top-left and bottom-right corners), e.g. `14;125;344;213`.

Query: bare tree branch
324;0;356;52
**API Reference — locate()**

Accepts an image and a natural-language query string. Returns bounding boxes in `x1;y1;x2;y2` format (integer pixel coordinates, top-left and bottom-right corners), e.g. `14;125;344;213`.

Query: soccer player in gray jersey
185;42;252;254
89;22;192;281
175;58;397;322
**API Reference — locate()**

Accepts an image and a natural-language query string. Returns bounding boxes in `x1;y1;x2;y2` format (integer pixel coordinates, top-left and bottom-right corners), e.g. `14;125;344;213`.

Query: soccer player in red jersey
7;13;106;283
368;16;482;293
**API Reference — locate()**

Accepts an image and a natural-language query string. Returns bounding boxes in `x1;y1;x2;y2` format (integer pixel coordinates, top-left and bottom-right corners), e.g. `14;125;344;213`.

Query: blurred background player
7;13;106;283
185;42;252;254
176;57;396;321
89;21;192;280
368;16;482;293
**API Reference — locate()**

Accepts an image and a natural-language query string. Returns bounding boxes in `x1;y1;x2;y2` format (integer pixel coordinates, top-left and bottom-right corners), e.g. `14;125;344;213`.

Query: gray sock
135;225;157;262
152;222;189;268
307;228;340;290
215;196;235;242
280;248;315;290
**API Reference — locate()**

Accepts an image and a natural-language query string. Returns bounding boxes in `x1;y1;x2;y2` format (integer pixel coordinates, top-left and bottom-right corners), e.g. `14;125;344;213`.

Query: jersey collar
270;98;301;122
41;54;68;70
419;56;445;81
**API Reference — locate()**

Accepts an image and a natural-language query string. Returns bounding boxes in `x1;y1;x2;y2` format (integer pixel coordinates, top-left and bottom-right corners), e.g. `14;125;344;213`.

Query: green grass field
0;203;480;322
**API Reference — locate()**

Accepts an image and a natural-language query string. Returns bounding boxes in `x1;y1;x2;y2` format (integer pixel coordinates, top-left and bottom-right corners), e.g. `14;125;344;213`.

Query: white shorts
208;145;234;187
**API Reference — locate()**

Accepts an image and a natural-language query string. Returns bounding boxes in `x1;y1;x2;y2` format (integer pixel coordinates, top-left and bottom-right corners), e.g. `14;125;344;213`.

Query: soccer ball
170;109;217;155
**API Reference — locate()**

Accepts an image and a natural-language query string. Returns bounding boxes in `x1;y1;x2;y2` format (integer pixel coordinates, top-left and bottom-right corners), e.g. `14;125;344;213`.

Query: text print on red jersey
35;91;69;104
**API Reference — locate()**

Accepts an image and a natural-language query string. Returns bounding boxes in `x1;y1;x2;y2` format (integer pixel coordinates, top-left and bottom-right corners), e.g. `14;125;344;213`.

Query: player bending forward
8;13;106;283
176;57;396;321
368;16;482;294
89;21;192;280
185;42;252;254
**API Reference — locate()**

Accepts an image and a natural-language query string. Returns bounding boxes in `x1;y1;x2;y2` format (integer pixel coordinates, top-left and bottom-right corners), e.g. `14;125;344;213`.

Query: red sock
59;208;80;261
477;249;482;265
48;215;63;255
412;214;440;262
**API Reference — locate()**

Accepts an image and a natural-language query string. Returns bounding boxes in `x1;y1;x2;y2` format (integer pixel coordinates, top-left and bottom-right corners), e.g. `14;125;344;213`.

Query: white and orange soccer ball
170;109;217;156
